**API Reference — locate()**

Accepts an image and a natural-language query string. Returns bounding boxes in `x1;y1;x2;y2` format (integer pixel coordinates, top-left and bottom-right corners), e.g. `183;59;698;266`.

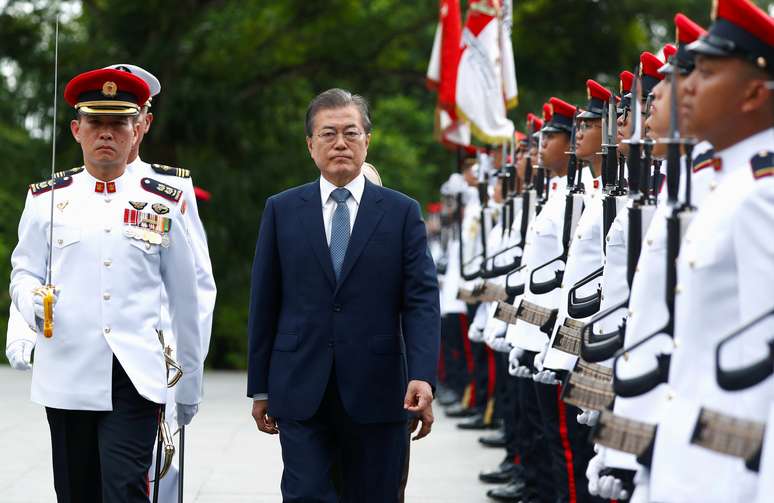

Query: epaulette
151;164;190;179
141;177;183;203
751;151;774;180
29;176;74;196
692;149;716;173
53;166;85;179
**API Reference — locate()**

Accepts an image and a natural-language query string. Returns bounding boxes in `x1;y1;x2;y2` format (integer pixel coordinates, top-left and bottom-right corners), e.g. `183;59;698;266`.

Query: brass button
104;259;112;267
57;239;63;246
104;227;111;233
104;327;111;334
103;292;111;301
689;260;696;268
647;239;653;246
145;243;151;250
709;181;718;191
675;284;683;294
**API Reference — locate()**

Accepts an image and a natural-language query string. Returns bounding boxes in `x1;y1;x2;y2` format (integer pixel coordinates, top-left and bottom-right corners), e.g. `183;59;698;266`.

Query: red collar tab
95;181;117;194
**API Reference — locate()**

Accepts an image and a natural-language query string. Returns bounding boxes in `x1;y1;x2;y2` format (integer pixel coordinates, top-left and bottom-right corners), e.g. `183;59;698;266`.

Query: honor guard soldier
648;0;774;501
9;68;203;503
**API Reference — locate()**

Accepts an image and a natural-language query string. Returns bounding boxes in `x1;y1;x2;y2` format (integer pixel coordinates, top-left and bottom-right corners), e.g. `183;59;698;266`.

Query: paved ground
0;366;502;502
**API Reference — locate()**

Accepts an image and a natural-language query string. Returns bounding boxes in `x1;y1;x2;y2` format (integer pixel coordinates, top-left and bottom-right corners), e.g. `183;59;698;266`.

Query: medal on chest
123;207;171;247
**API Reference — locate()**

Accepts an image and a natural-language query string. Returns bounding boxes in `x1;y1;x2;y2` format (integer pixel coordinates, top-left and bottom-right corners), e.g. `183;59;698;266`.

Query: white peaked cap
104;64;161;97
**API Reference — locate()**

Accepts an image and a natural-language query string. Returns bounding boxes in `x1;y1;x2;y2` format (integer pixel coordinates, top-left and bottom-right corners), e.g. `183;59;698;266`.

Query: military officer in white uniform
648;1;774;500
9;68;203;503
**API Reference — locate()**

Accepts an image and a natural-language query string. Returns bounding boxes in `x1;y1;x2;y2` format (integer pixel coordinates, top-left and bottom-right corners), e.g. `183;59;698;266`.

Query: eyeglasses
577;122;601;132
315;130;364;143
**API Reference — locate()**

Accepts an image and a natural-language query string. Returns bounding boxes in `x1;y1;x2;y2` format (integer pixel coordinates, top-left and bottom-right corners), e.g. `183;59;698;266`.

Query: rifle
612;67;697;397
715;307;774;391
528;116;584;295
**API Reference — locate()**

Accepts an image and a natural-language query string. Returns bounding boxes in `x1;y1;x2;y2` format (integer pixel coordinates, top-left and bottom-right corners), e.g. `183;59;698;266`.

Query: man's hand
252;399;278;435
404;380;434;441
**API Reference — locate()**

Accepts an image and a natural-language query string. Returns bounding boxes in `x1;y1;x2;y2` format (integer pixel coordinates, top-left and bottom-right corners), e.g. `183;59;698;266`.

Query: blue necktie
329;188;351;280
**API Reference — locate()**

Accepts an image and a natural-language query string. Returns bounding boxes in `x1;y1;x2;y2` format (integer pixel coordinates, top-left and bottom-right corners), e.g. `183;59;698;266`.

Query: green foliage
2;0;762;367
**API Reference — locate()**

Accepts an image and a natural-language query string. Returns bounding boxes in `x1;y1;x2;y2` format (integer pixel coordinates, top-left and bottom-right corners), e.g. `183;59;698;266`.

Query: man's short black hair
305;88;372;137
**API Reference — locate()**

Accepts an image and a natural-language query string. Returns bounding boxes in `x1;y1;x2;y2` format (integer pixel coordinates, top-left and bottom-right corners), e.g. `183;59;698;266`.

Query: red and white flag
455;0;515;145
427;0;471;147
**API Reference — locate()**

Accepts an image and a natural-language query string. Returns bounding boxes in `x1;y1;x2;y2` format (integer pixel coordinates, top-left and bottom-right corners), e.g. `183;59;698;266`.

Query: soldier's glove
508;347;532;378
32;287;59;328
490;335;511;354
6;340;34;371
598;474;630;500
577;409;600;426
177;403;199;426
586;448;606;496
532;346;559;385
467;325;485;343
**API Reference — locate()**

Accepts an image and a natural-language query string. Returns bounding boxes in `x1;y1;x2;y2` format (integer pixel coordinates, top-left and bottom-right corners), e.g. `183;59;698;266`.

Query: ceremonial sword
39;14;60;339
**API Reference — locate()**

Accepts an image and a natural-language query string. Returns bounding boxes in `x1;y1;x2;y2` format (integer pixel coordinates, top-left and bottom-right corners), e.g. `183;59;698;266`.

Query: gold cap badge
102;81;118;97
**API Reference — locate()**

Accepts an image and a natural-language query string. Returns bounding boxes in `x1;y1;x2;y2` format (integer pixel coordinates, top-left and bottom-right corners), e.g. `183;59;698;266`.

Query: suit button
333;304;342;312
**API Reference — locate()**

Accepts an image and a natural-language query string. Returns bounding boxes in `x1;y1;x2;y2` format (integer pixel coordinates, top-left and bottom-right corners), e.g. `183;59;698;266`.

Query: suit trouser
534;381;602;503
440;313;469;397
277;370;408;503
45;356;160;503
517;352;556;503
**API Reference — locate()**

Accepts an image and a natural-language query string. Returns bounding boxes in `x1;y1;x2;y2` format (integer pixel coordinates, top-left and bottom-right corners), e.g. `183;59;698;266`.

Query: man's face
463;165;478;187
70;114;139;169
681;55;751;145
575;119;602;159
646;79;670;144
540;131;570;171
306;105;370;185
515;146;527;181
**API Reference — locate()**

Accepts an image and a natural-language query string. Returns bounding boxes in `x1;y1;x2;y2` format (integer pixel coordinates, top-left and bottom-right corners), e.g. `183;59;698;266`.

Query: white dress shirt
320;172;365;245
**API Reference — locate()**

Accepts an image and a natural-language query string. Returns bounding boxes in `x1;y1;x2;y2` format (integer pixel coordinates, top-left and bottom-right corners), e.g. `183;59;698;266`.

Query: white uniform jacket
6;159;216;373
605;142;716;470
544;174;603;370
507;176;567;352
651;129;774;502
10;167;203;410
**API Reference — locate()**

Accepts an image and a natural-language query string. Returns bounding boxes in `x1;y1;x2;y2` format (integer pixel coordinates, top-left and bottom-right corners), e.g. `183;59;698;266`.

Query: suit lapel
298;182;336;289
335;179;385;292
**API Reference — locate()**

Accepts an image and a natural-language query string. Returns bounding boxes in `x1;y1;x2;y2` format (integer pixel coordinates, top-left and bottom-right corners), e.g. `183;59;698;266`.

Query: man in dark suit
247;88;440;502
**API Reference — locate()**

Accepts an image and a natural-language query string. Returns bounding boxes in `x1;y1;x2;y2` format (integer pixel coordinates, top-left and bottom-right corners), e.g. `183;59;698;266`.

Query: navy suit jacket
247;177;440;423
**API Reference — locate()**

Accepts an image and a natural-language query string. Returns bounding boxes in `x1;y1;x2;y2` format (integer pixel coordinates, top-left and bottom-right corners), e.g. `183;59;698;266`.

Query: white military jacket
10;166;203;410
604;142;716;471
507;176;567;352
5;158;217;372
650;129;774;502
544;173;603;370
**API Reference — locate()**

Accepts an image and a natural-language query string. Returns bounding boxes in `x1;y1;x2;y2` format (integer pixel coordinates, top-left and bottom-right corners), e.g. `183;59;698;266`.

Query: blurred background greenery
1;0;770;368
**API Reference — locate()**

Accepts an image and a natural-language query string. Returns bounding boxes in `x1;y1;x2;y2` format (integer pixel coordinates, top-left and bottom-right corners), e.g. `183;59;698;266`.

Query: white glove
577;409;600;426
509;347;532;377
6;340;34;371
586;450;605;496
176;403;199;426
468;325;485;342
32;287;59;326
599;475;629;500
490;336;511;353
532;349;559;384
